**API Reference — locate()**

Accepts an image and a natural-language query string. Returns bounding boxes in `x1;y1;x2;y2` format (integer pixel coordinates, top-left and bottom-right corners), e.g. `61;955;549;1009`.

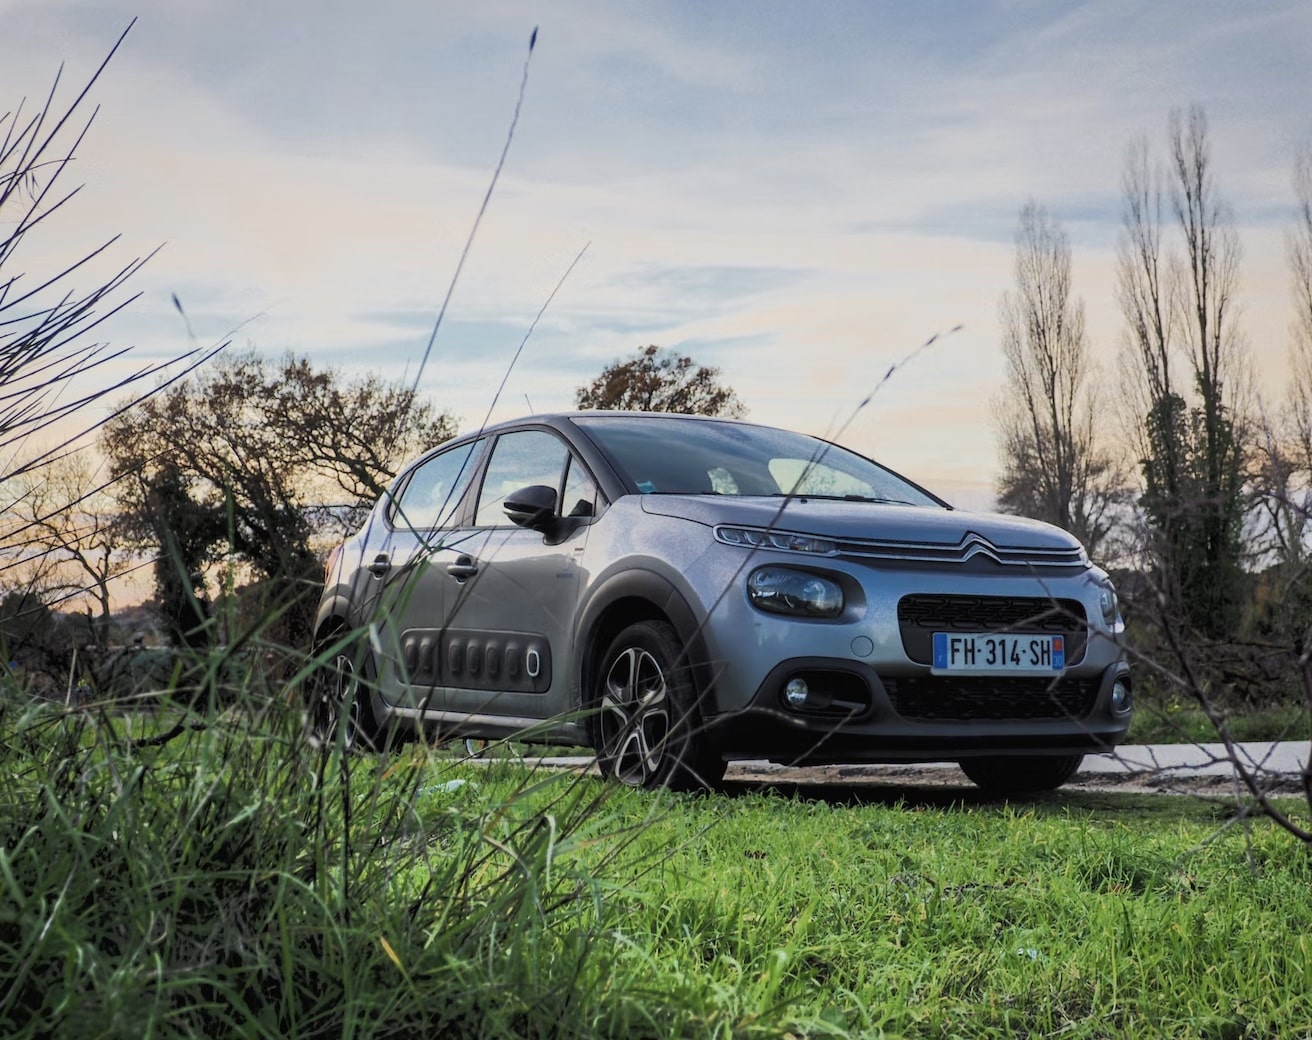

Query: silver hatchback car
312;412;1130;792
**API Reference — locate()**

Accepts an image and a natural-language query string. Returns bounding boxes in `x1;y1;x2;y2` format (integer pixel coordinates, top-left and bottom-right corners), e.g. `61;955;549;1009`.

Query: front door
439;429;601;727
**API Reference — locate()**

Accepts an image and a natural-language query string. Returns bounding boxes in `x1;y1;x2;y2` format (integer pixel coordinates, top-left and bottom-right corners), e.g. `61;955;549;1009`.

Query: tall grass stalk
0;647;689;1038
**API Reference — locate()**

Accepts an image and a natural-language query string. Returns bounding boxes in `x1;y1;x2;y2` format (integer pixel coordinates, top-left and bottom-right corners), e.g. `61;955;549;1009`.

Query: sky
2;0;1310;510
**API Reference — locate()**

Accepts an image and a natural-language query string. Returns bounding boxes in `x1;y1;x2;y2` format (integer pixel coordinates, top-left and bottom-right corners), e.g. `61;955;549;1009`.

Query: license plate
931;632;1065;675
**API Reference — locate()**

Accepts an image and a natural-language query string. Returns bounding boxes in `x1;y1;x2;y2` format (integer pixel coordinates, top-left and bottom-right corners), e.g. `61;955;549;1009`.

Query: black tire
592;620;725;791
959;754;1083;794
308;643;381;752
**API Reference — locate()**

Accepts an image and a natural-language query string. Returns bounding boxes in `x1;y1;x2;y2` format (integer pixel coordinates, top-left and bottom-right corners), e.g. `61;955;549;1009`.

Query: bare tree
994;201;1124;557
1118;106;1250;637
1170;105;1249;497
1246;143;1312;644
0;24;221;666
1118;137;1176;435
575;345;746;417
0;22;215;486
1289;144;1312;479
0;452;128;639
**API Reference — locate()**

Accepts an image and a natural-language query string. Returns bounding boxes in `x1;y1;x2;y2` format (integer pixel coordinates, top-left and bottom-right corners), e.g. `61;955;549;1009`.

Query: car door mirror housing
503;484;558;528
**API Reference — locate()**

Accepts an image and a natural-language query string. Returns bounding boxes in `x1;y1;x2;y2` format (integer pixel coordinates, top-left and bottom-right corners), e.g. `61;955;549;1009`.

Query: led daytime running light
716;526;837;555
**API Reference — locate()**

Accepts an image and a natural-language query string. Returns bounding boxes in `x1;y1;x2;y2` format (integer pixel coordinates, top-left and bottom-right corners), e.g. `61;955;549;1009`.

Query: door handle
446;555;479;580
367;553;391;577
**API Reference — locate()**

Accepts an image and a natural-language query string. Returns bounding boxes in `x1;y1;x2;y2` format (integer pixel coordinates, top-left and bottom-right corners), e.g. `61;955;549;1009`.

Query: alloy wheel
599;645;671;786
311;651;364;751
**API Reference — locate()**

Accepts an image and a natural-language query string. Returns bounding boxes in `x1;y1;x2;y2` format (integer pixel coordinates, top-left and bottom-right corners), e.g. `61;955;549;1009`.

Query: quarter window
562;456;600;518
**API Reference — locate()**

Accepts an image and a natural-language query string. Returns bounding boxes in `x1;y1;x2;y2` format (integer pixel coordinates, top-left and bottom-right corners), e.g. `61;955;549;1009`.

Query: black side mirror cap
503;484;558;529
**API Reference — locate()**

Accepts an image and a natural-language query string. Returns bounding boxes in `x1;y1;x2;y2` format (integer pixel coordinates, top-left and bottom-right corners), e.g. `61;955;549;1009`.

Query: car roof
462;410;764;438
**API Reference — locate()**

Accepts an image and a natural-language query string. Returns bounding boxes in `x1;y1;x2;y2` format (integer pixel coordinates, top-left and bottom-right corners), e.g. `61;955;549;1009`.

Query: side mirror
503;484;558;529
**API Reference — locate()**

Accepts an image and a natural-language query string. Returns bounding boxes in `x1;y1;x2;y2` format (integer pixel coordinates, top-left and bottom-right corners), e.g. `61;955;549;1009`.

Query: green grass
3;681;1312;1038
444;764;1312;1038
1127;697;1311;745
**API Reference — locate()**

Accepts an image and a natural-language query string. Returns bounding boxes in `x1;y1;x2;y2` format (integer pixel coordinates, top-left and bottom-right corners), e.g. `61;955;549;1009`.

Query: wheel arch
574;569;716;719
307;611;395;743
313;596;355;646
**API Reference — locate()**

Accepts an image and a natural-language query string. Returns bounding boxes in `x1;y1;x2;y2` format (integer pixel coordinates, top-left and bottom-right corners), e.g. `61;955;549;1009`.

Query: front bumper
706;657;1132;766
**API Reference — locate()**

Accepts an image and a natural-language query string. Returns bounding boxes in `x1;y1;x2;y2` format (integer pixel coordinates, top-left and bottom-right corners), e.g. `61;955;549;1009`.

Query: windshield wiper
791;493;915;505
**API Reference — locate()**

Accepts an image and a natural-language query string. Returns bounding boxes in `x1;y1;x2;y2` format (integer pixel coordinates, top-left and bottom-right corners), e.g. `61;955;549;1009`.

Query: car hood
637;494;1083;552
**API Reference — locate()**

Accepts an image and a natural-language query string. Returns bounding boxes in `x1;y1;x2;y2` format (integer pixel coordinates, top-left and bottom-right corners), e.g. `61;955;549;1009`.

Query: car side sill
386;705;588;746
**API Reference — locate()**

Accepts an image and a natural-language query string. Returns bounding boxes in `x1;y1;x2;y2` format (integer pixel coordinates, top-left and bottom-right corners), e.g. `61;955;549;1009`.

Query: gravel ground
514;743;1311;799
722;761;1309;798
721;743;1312;798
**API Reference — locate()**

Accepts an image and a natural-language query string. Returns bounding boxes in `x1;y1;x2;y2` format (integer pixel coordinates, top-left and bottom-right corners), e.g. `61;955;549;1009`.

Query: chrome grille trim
834;530;1087;568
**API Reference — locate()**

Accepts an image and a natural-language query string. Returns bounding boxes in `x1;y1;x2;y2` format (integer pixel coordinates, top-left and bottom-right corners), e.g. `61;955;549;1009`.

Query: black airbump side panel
399;628;551;694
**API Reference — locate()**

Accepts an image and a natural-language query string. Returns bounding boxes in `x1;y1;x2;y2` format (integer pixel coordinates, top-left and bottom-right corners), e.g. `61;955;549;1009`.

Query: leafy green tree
103;350;456;646
575;345;746;417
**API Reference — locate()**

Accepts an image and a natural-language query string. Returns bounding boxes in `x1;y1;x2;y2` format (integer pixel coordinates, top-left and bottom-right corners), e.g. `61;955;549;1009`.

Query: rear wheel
308;643;380;752
592;620;725;791
959;754;1083;794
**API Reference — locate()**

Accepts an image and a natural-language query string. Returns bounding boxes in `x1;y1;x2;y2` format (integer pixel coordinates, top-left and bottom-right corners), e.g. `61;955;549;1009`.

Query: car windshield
572;415;945;508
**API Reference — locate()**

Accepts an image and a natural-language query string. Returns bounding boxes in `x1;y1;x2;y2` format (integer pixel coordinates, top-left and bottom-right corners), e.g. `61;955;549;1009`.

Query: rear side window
390;439;483;531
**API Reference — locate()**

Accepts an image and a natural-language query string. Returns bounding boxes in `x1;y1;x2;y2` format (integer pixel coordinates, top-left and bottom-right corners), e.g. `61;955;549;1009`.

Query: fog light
1111;679;1132;714
784;678;810;708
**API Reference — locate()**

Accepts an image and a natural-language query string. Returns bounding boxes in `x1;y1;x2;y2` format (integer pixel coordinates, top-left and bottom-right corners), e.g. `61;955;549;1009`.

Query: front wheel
959;754;1083;794
592;620;725;791
307;643;380;752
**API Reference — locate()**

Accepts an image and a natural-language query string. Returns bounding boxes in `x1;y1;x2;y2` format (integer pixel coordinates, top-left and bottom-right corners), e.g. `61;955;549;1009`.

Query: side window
474;430;570;527
562;456;600;518
390;439;483;531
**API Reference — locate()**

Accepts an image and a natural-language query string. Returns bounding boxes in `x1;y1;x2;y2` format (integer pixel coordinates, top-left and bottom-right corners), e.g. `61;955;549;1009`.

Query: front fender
573;566;719;714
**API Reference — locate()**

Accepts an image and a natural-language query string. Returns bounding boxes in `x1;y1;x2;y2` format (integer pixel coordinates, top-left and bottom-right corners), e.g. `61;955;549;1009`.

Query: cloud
2;0;1308;503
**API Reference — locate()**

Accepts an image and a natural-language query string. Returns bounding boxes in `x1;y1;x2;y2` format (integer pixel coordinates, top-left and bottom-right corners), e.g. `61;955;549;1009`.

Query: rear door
367;436;486;710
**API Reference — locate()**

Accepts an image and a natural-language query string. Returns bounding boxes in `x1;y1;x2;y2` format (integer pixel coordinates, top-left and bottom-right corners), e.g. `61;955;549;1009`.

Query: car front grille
881;674;1101;721
834;532;1087;569
897;594;1088;666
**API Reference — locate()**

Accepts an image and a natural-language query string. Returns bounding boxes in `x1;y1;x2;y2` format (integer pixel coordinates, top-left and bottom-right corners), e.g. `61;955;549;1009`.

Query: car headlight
747;567;844;618
716;525;837;555
1098;582;1120;627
